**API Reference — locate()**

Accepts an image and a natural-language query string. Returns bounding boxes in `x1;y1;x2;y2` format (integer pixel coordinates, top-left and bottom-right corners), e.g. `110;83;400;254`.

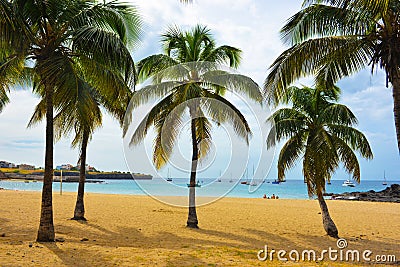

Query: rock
1;233;6;237
80;238;89;242
329;184;400;203
0;170;7;179
55;238;65;242
28;243;33;247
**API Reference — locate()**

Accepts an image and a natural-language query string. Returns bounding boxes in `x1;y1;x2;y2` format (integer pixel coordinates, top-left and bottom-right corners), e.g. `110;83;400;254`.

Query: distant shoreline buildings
56;163;97;172
1;160;97;172
0;160;35;170
0;159;152;181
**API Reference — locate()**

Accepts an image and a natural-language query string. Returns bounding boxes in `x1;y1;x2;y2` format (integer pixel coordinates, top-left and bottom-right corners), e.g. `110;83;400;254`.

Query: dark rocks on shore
326;184;400;203
0;170;7;179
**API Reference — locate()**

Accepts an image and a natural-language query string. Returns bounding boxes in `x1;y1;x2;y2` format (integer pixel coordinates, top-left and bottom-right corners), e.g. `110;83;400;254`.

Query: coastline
0;190;398;266
1;179;399;202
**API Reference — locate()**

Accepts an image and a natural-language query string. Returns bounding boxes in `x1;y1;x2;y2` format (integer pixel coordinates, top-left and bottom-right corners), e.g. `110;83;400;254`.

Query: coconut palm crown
128;25;262;228
264;0;400;153
267;85;373;237
0;0;141;241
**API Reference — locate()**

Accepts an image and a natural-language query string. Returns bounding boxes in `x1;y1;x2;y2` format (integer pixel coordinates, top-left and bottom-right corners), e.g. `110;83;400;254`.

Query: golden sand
0;190;398;266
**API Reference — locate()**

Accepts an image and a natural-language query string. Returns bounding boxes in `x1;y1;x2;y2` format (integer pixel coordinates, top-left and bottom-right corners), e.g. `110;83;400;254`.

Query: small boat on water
217;171;222;182
166;169;172;182
342;179;355;187
271;180;280;184
382;171;387;185
327;181;332;185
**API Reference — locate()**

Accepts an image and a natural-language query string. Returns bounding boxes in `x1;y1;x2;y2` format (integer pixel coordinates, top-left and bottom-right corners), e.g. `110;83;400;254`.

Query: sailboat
217;170;222;182
166;168;172;182
249;165;258;186
241;169;250;185
382;171;387;185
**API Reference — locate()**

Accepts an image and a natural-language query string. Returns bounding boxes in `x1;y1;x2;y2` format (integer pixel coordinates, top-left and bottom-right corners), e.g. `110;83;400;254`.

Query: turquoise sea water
0;178;398;199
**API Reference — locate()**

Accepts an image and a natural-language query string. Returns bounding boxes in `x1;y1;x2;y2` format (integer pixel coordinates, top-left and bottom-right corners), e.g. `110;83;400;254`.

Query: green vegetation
29;63;134;221
264;0;400;153
0;0;141;241
0;168;43;175
0;0;385;250
267;85;373;237
130;25;262;228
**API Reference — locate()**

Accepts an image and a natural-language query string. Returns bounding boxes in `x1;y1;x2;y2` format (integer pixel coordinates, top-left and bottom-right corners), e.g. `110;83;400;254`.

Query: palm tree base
71;216;87;221
318;194;339;239
326;227;339;239
36;236;55;242
186;222;199;229
36;229;55;242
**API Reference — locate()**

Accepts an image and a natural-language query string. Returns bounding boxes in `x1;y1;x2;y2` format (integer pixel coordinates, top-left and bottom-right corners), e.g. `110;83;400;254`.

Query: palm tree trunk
187;117;199;228
37;85;55;242
392;74;400;153
72;131;89;221
317;191;338;238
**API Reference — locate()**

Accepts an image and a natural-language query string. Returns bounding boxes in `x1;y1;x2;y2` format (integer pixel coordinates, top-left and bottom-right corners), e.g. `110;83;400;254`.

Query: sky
0;0;399;181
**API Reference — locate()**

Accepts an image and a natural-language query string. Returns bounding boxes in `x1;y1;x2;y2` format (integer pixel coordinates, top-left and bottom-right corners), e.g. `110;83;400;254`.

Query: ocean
0;178;397;200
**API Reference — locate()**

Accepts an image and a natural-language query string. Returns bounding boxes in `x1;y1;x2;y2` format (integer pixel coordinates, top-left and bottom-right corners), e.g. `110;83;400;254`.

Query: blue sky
0;0;398;181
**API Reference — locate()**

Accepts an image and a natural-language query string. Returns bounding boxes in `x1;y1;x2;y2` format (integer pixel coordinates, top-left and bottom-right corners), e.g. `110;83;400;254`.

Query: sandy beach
0;190;398;266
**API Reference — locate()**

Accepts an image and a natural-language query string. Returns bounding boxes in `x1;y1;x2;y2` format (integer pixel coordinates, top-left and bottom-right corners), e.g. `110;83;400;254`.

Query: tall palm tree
29;79;131;221
0;0;141;241
267;85;373;238
264;0;400;153
129;25;262;228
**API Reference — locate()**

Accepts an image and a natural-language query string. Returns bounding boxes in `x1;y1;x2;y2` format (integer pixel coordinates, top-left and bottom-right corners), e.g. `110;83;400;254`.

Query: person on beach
271;194;276;199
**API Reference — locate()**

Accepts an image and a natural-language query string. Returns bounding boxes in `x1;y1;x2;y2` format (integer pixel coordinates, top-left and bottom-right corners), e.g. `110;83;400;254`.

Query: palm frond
319;103;358;125
264;37;372;105
282;4;375;46
327;124;373;159
277;133;305;180
267;108;308;146
202;91;252;143
331;134;361;183
202;45;242;68
204;72;263;103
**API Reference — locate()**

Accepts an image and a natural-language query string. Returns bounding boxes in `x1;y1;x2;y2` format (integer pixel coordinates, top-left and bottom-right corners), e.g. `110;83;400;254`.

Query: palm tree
29;79;131;221
0;0;141;241
264;0;400;153
267;85;373;238
129;25;262;228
